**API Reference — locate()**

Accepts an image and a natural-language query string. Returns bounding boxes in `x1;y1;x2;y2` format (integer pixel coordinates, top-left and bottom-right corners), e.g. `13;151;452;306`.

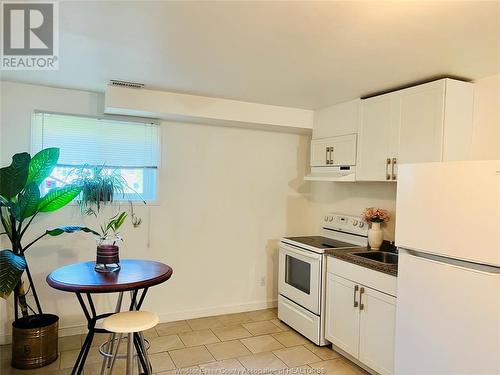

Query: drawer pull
359;287;365;310
353;285;359;307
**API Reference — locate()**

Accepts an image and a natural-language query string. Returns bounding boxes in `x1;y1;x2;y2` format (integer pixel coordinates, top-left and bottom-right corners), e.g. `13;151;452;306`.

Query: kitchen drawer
327;256;397;297
278;295;320;344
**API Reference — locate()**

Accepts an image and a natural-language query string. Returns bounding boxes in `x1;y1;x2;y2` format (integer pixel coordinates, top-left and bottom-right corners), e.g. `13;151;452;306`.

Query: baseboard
0;299;277;345
1;335;11;346
0;324;87;346
157;299;277;323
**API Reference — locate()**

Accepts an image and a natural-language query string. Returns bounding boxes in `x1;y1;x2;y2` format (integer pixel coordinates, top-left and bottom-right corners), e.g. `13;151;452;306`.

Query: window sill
65;200;160;207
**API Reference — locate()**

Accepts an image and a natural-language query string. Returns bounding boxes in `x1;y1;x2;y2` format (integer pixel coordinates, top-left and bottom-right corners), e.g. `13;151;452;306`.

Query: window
32;112;160;201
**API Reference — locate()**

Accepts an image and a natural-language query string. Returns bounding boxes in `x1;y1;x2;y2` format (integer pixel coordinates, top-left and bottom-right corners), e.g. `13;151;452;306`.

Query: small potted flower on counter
362;207;390;250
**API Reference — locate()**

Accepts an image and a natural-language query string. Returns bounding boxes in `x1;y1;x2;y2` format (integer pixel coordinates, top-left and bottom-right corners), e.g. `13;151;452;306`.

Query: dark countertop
326;246;398;277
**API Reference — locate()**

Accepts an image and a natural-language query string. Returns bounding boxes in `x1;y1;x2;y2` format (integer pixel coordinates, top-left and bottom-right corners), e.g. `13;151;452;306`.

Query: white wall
307;182;397;241
0;81;315;343
471;74;500;160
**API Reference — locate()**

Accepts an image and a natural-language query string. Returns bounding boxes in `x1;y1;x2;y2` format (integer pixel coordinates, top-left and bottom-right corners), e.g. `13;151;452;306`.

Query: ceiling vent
109;80;144;89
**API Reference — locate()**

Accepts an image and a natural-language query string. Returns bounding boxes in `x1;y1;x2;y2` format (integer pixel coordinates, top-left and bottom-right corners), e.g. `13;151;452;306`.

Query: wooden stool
102;311;159;375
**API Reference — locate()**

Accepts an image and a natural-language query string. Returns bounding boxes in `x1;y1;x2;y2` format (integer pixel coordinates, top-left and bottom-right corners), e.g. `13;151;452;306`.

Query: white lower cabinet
326;271;396;375
325;274;360;357
358;286;396;375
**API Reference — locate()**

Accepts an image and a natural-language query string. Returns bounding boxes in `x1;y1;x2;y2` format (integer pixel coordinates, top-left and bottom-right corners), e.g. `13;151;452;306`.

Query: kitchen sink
352;251;398;265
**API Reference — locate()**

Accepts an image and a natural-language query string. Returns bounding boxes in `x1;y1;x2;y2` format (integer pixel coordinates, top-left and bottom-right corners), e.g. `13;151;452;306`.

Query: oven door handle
279;243;322;261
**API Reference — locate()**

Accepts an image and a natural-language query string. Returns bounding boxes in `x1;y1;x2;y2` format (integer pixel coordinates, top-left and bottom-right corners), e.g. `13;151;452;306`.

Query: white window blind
32;112;160;201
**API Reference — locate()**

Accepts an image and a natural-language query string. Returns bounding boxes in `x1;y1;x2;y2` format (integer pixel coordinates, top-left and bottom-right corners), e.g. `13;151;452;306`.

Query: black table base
72;288;150;375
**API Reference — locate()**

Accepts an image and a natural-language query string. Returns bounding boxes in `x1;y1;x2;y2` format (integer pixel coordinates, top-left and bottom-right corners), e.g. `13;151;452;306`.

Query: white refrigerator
394;160;500;375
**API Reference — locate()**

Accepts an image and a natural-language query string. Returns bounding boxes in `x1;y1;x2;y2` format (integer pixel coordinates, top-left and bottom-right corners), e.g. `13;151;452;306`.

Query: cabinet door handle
330;147;334;164
353;285;359;307
325;147;329;165
359;287;365;310
392;158;397;180
386;158;391;180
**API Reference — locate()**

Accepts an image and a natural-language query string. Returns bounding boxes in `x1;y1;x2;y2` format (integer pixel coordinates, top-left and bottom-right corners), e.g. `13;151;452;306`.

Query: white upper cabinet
310;134;357;167
309;78;473;182
307;99;360;181
356;93;399;181
313;99;360;139
356;78;474;182
398;81;445;164
310;138;332;167
440;79;474;161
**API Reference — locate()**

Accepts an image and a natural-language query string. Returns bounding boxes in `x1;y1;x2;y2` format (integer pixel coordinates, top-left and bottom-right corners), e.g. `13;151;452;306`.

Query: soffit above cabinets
104;85;314;134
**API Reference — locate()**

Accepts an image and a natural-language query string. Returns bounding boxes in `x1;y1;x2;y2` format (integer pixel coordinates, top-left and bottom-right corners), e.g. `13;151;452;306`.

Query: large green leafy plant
0;148;96;319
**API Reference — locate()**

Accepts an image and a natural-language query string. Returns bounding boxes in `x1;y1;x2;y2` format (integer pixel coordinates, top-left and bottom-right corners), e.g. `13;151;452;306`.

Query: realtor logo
1;1;58;70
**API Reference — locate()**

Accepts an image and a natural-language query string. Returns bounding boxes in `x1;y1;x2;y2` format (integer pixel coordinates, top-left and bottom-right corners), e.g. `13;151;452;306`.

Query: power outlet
260;276;266;287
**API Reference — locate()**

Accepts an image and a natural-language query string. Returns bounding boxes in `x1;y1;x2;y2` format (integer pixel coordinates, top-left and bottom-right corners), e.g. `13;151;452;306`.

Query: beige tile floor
0;308;367;375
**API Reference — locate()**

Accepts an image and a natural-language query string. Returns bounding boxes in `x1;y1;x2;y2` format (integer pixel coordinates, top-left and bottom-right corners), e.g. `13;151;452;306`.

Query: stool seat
103;311;159;334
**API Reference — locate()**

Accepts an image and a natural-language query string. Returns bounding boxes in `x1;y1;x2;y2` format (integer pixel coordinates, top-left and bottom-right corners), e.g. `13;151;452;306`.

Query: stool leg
108;333;122;375
129;290;142;373
136;334;141;374
139;332;152;375
126;333;134;375
101;292;124;375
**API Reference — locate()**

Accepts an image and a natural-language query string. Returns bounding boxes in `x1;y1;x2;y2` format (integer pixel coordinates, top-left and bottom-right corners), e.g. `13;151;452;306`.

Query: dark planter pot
11;314;59;369
95;244;121;272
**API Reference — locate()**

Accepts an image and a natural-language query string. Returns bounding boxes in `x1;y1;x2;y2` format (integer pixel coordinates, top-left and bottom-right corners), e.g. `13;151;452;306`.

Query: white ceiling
2;1;499;109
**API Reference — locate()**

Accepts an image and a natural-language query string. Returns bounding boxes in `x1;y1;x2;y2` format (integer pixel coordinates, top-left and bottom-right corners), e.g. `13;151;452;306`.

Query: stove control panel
322;213;368;237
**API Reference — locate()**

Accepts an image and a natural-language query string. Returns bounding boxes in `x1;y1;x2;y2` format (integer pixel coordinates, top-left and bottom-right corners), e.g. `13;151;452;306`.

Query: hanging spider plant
74;165;127;216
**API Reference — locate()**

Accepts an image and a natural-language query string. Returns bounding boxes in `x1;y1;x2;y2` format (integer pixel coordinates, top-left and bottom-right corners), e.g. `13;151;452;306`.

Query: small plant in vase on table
94;212;128;272
362;207;390;250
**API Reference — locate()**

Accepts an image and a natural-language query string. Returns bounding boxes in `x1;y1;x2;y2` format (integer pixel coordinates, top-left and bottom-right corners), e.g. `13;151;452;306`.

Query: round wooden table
47;259;173;375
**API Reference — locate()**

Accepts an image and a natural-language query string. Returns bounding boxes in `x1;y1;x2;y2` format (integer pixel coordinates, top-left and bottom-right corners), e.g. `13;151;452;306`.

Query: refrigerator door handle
400;249;500;275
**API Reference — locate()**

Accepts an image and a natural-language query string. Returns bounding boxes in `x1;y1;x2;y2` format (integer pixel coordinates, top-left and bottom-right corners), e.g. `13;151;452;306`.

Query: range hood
305;166;356;182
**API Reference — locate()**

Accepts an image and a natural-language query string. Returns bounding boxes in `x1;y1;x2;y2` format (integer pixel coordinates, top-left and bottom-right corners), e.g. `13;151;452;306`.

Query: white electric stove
278;213;368;345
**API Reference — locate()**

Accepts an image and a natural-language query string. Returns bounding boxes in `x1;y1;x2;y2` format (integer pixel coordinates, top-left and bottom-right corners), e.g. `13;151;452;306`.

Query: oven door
278;243;322;315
